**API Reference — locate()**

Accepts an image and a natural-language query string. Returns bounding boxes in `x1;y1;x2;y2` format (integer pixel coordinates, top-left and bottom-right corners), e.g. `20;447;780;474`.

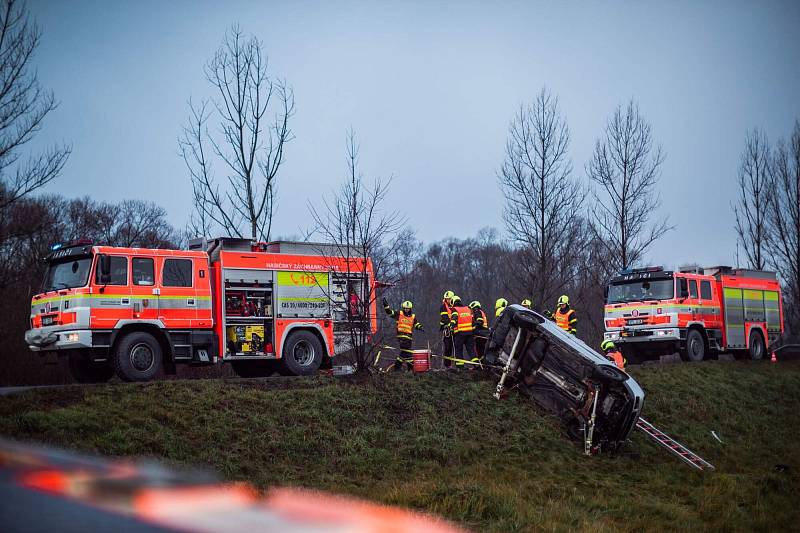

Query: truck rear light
657;308;662;314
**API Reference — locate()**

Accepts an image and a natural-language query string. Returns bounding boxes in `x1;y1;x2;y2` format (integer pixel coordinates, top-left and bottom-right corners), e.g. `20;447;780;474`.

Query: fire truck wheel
67;352;114;383
280;330;324;376
113;332;163;382
748;330;765;360
681;329;706;362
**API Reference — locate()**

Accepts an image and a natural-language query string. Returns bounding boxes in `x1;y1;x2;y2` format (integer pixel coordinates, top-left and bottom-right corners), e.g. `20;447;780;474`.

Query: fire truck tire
113;332;163;382
67;352;114;383
681;329;706;362
748;330;766;360
231;360;276;378
280;330;324;376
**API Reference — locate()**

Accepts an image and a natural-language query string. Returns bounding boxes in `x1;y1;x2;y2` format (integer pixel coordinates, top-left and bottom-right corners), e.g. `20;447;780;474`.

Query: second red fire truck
25;238;377;382
603;265;784;363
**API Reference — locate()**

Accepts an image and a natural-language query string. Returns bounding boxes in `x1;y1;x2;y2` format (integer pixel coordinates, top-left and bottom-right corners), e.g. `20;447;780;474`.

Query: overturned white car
484;305;645;454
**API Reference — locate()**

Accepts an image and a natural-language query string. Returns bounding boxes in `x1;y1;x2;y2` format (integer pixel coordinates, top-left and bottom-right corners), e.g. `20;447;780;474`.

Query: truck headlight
66;333;79;342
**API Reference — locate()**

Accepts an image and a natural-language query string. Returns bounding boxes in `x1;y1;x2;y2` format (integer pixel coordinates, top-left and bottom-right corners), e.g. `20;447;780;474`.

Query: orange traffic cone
771;351;777;363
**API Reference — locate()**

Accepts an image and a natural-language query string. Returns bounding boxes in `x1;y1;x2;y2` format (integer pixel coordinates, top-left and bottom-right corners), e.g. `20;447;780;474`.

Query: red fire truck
603;266;784;363
25;238;377;382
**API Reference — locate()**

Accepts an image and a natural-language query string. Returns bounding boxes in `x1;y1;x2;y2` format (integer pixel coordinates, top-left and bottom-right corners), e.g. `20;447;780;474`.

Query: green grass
1;361;799;531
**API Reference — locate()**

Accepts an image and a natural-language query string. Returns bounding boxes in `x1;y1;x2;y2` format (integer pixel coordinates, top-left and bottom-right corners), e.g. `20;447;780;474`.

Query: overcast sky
27;0;800;268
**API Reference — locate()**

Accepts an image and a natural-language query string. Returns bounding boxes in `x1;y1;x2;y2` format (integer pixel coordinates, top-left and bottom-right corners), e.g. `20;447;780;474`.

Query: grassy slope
1;361;799;531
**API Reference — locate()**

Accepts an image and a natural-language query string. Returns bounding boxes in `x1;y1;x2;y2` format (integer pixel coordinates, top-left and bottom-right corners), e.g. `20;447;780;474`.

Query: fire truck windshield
607;278;674;304
41;257;92;292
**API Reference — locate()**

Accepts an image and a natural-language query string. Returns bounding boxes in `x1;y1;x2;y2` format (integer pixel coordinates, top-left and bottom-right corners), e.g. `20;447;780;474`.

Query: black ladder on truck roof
636;417;715;471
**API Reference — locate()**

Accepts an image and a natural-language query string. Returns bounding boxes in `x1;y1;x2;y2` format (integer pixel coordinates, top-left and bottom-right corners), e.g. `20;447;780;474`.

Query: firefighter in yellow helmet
383;298;424;371
553;295;577;335
601;339;625;370
469;300;489;359
521;299;532;309
449;296;477;368
439;290;456;368
494;298;508;318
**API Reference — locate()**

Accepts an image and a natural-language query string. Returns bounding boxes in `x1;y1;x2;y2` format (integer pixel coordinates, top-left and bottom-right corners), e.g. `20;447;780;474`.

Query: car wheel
68;352;114;383
592;364;628;384
113;332;162;382
748;330;765;361
231;360;276;378
681;329;705;362
280;330;324;376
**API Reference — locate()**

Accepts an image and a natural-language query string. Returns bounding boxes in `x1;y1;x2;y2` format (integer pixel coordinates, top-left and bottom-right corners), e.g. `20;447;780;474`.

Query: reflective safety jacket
554;306;577;334
439;300;453;330
473;308;488;332
385;306;422;339
450;306;475;333
606;350;625;370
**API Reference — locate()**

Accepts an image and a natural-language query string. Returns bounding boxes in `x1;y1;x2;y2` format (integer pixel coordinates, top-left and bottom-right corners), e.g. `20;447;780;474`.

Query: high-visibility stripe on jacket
555;307;577;333
451;306;475;333
397;312;416;336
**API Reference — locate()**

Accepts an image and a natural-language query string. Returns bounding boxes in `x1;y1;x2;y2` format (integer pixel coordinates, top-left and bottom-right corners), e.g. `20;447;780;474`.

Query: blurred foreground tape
1;439;465;533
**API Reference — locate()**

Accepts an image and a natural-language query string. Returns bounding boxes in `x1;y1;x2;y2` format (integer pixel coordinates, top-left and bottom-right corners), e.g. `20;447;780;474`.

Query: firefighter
553;295;577;335
470;300;489;358
600;339;625;370
439;290;456;368
449;296;477;368
521;299;532;309
383;298;424;371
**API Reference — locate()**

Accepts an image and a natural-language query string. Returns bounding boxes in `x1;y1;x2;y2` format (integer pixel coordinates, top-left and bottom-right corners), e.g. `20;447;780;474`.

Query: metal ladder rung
636;417;715;471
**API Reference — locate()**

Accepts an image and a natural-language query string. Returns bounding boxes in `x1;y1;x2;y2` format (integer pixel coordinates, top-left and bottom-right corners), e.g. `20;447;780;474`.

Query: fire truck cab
25;238;376;383
603;265;783;363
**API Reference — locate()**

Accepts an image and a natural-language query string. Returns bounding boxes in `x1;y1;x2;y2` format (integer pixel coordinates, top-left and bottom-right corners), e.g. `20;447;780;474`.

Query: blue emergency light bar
49;239;93;251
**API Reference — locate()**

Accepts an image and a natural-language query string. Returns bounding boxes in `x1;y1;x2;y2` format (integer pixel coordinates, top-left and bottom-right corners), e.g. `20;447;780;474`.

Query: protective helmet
600;339;615;352
452;295;462;306
401;300;413;310
521;299;531;308
443;290;454;301
495;298;508;310
468;300;481;309
558;295;569;306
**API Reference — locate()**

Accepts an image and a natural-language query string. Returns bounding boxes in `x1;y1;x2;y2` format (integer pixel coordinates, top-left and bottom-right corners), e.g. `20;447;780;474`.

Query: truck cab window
689;279;698;299
163;258;193;287
96;256;128;285
132;257;155;286
700;280;712;300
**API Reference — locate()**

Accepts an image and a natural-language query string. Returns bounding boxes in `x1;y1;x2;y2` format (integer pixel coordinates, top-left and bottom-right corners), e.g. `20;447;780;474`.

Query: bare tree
766;120;800;331
0;0;70;209
588;100;669;272
734;128;772;270
180;25;294;241
498;88;586;309
308;129;405;374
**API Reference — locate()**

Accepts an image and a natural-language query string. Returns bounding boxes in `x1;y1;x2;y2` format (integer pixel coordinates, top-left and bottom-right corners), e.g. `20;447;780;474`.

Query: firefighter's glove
417;324;425;332
543;310;553;319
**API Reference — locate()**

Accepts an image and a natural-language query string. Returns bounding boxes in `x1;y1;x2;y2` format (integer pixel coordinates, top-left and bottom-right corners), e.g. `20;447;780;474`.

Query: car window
95;256;128;286
689;279;698;299
163;258;193;287
700;280;712;300
132;257;155;286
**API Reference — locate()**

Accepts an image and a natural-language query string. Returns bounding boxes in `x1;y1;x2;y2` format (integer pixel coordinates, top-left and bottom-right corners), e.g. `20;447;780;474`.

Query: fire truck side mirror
98;254;112;284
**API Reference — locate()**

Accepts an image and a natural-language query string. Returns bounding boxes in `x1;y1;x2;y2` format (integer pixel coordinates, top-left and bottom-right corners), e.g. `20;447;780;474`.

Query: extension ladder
636;417;715;471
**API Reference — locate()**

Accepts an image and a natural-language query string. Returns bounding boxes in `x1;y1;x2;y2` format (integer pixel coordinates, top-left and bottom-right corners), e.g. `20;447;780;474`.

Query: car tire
113;332;162;382
592;364;628;384
68;352;114;383
748;330;765;361
231;360;276;378
280;330;324;376
681;329;705;362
